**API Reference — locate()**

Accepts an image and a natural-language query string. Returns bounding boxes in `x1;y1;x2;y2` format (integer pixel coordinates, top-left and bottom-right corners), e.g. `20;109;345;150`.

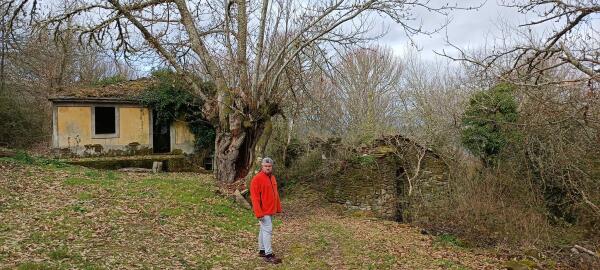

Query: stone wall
64;153;210;172
325;156;399;219
322;137;449;221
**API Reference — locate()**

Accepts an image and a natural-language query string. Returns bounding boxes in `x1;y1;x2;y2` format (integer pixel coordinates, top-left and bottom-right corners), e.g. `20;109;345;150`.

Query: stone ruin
311;135;450;221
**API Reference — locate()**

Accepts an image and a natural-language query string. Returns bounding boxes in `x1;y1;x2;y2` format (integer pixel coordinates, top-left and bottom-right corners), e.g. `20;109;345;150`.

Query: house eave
48;96;142;104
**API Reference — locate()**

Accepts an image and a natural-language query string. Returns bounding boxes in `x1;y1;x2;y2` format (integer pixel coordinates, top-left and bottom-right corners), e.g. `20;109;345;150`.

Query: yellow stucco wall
54;104;200;155
118;107;150;145
174;120;195;145
172;119;196;154
56;105;151;150
57;106;92;147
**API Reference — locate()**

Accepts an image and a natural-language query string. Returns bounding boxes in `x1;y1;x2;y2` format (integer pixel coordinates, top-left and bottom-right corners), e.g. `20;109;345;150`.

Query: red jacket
250;171;282;218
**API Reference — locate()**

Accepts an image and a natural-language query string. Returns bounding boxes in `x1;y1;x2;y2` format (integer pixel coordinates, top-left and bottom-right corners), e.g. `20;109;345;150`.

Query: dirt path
260;192;504;269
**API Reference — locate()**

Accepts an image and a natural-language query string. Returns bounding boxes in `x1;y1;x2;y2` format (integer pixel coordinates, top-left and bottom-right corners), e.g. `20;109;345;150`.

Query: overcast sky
125;0;554;75
377;0;539;61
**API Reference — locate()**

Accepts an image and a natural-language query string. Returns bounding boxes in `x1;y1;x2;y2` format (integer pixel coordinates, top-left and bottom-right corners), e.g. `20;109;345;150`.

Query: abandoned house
49;79;196;157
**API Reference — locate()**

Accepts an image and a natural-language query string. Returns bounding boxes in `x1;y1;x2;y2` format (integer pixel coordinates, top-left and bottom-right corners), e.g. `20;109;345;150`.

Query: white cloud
376;0;536;61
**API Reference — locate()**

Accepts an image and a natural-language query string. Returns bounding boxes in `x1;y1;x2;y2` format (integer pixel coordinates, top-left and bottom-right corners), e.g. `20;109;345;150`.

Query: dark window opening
95;107;116;134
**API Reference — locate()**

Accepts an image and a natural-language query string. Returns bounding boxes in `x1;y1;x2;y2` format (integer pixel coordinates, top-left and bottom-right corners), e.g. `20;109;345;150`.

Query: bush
425;159;553;248
278;150;324;188
461;83;519;164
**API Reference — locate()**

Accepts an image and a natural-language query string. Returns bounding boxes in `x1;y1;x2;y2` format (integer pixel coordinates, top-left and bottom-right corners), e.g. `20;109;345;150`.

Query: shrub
276;149;334;193
461;83;519;164
14;150;34;164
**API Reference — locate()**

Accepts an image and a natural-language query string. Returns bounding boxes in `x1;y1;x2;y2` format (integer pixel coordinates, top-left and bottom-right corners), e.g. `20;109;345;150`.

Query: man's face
261;163;273;174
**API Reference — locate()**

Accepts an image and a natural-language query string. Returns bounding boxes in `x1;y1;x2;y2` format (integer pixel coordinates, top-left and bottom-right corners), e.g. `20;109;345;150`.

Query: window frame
92;105;120;139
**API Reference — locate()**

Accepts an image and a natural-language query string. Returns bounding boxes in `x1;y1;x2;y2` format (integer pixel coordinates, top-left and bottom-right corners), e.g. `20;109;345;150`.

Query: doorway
152;112;171;153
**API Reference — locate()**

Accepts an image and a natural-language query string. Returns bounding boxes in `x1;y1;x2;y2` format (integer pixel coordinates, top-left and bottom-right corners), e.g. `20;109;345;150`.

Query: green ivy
140;69;215;150
461;83;520;165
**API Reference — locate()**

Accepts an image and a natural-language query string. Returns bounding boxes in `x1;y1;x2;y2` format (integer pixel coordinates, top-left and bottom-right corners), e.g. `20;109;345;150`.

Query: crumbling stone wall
325;156;399;219
321;136;449;221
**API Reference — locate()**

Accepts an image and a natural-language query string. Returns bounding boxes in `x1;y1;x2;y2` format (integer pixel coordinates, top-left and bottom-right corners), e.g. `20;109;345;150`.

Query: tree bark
282;117;293;166
256;118;272;159
0;15;5;92
242;118;273;187
214;116;268;183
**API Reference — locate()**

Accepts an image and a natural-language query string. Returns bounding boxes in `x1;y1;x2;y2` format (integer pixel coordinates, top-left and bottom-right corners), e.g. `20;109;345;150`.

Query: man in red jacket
250;157;282;264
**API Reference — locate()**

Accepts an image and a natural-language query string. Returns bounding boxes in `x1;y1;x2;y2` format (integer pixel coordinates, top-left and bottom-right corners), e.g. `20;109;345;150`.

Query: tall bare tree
334;46;401;143
6;0;471;183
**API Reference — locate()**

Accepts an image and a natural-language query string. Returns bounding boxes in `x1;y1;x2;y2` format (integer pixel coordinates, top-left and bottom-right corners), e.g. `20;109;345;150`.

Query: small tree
461;83;519;164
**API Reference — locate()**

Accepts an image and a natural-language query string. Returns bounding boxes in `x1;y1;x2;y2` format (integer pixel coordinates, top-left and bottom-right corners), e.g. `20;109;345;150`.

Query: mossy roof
49;78;155;103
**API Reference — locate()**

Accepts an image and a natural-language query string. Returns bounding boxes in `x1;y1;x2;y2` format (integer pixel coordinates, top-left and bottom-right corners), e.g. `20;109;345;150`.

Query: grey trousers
258;215;273;255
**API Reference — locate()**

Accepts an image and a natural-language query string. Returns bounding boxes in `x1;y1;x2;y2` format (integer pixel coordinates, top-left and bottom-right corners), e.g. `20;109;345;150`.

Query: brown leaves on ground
0;158;522;269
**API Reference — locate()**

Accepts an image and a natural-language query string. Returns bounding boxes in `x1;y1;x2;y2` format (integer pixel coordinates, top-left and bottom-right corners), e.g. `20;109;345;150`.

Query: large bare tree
5;0;469;183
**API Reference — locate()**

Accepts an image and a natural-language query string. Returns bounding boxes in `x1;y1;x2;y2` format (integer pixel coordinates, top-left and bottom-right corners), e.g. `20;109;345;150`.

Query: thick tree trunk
243;118;273;188
214;118;267;183
255;118;272;159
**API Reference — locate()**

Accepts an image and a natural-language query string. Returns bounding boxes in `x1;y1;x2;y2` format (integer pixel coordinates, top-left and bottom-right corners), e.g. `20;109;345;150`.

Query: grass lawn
0;157;504;269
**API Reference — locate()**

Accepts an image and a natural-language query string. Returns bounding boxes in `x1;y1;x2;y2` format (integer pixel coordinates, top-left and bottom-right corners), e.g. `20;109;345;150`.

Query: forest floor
0;157;562;269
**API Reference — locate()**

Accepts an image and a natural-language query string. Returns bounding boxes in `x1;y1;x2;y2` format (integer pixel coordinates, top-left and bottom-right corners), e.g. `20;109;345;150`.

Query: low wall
63;154;208;172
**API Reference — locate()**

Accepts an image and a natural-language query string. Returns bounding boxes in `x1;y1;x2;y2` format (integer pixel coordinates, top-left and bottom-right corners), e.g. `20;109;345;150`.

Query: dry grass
409;159;600;269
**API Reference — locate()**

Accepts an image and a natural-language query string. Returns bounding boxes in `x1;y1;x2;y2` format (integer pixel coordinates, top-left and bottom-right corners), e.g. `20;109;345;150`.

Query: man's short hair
261;157;274;165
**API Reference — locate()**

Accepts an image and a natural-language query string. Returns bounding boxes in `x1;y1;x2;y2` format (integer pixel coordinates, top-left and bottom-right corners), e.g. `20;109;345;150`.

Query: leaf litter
0;159;510;269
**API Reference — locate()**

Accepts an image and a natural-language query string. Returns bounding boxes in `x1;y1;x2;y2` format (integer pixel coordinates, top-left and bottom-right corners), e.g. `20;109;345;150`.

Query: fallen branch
574;244;599;258
233;189;252;209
